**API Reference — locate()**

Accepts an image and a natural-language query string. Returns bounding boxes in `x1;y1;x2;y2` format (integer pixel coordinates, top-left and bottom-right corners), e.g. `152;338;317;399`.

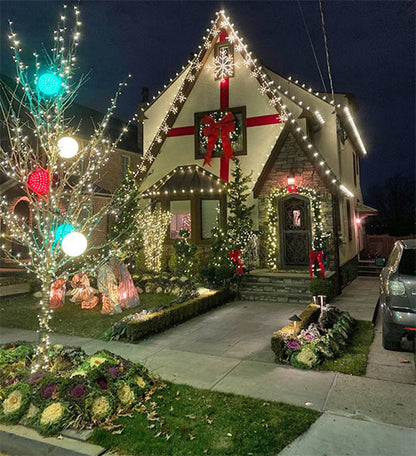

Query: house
0;73;141;265
136;10;374;292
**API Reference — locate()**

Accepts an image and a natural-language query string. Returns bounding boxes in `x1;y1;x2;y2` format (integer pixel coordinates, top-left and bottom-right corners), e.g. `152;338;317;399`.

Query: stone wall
257;132;336;270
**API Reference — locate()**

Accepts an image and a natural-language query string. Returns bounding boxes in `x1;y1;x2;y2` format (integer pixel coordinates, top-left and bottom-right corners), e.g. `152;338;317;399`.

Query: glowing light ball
52;223;74;249
27;169;49;195
37;73;62;96
57;137;79;159
61;232;87;257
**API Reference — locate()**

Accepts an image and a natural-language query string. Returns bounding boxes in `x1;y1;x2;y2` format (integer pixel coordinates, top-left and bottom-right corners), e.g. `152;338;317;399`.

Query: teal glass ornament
37;73;62;96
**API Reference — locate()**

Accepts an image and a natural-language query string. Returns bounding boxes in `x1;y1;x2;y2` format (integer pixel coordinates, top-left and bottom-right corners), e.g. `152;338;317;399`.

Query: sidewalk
1;277;415;455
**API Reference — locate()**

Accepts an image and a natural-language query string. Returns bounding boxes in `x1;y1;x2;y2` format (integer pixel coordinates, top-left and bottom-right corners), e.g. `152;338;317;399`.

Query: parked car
379;239;416;350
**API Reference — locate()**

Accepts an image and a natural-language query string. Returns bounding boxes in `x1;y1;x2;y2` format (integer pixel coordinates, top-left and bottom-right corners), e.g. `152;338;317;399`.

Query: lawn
90;381;320;456
318;320;375;376
0;293;174;338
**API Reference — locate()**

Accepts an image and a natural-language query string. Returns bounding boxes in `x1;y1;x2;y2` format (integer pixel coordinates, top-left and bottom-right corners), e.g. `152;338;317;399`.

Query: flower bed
126;288;234;342
0;342;159;436
271;304;355;369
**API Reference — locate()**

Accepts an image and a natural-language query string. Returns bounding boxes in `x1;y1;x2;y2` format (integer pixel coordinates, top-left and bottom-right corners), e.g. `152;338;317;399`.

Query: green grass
317;320;375;376
89;381;320;456
0;293;174;338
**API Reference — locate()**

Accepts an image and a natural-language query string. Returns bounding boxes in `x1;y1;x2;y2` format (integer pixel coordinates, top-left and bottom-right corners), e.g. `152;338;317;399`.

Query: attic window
214;42;234;80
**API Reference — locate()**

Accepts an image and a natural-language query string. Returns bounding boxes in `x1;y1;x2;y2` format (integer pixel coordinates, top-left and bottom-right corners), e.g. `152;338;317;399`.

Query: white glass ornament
57;137;79;159
61;232;87;257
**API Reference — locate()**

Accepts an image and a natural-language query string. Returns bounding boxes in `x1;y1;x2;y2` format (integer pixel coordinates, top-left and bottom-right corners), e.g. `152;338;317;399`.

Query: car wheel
382;324;401;351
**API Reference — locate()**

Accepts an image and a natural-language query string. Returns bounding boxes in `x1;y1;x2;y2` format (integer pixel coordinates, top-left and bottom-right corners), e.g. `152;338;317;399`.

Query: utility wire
319;0;335;103
297;0;328;94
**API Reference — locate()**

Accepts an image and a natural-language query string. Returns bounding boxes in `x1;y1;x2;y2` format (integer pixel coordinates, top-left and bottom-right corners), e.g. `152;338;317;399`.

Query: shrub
126;288;234;342
309;278;332;297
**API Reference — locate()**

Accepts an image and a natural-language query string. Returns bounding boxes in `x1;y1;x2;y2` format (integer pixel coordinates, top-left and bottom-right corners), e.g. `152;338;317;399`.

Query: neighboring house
136;11;375;287
0;73;141;265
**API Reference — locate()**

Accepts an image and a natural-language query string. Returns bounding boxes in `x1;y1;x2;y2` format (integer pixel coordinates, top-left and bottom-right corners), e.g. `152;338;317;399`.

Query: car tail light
390;280;406;296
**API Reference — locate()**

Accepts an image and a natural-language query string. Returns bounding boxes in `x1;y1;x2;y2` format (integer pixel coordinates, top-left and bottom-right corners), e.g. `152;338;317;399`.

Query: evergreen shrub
126;288;234;341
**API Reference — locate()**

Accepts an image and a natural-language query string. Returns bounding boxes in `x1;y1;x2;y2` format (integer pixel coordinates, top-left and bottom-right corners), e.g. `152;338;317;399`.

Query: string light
136;10;365;200
1;5;136;371
266;187;327;269
137;207;171;273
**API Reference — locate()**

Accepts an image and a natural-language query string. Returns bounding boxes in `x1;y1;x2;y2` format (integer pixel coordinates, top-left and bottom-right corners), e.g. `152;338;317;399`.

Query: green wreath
199;109;241;155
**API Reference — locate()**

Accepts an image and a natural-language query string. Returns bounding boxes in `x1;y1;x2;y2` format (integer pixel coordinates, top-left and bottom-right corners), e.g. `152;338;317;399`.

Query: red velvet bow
287;185;298;193
309;250;325;279
202;112;235;167
229;249;244;275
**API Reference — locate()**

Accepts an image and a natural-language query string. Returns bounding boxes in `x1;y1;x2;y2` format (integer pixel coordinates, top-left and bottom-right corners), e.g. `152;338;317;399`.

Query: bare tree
0;5;134;371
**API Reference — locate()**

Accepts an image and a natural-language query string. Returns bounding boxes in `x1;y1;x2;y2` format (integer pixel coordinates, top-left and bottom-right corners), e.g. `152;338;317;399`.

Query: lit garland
137;207;171;273
136;10;358;201
265;187;326;269
0;6;136;372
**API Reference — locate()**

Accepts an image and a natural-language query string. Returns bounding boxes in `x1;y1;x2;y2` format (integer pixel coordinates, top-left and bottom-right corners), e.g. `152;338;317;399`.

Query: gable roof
136;10;359;200
143;165;226;197
253;123;334;198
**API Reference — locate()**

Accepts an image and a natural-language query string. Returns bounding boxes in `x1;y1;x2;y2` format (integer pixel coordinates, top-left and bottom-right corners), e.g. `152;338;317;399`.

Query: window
169;200;191;239
353;153;357;187
292;209;301;227
201;199;220;239
121;155;130;179
346;200;353;242
399;249;416;276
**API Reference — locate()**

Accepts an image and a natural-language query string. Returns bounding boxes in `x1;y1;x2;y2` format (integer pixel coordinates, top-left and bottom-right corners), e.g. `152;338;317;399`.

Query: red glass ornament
27;169;49;196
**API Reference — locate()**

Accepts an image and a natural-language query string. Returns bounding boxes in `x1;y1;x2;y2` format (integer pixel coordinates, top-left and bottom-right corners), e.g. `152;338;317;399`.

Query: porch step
357;263;383;277
240;271;313;304
240;289;312;304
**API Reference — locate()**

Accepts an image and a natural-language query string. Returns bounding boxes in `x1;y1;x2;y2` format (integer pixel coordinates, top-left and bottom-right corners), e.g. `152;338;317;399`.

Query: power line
297;0;328;93
319;0;335;103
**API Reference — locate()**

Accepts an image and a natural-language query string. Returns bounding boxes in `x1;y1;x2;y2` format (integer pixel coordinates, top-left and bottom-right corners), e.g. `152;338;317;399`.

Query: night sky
1;1;414;200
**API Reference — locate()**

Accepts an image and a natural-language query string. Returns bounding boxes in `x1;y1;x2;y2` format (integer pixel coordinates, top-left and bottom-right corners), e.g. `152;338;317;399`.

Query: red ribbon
287;185;298;193
229;249;244;275
309;250;325;279
202;112;235;167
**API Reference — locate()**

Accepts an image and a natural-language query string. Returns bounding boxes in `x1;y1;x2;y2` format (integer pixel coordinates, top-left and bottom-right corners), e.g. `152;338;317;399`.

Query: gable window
169;200;191;238
121;155;130;179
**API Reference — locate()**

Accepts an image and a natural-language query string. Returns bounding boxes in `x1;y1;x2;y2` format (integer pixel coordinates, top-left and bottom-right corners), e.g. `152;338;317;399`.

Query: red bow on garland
229;249;244;275
202;112;235;167
309;250;325;279
287;185;298;193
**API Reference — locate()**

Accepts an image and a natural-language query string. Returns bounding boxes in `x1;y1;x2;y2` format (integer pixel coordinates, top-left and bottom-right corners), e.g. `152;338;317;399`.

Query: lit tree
108;166;143;268
0;6;134;371
138;207;171;273
173;228;196;277
209;159;255;281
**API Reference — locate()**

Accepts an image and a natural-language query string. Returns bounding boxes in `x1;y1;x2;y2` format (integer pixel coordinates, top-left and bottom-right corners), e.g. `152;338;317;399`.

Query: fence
363;234;416;258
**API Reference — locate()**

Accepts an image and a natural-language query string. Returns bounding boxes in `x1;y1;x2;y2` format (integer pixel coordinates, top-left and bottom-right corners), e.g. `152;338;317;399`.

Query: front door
279;195;311;268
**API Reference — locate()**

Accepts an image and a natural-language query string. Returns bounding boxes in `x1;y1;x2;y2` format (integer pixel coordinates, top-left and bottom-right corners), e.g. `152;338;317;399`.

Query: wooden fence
363;234;416;258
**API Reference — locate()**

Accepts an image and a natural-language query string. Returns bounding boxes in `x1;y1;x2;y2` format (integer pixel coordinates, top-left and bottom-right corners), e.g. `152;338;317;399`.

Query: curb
0;424;106;456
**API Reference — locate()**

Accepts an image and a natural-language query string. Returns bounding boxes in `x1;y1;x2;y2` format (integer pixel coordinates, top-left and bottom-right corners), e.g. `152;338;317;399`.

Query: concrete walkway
1;277;415;455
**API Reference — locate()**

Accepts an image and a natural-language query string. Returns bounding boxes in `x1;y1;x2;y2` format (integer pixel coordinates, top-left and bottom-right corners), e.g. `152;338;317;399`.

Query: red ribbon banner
229;249;244;275
309;250;325;279
202;112;235;167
